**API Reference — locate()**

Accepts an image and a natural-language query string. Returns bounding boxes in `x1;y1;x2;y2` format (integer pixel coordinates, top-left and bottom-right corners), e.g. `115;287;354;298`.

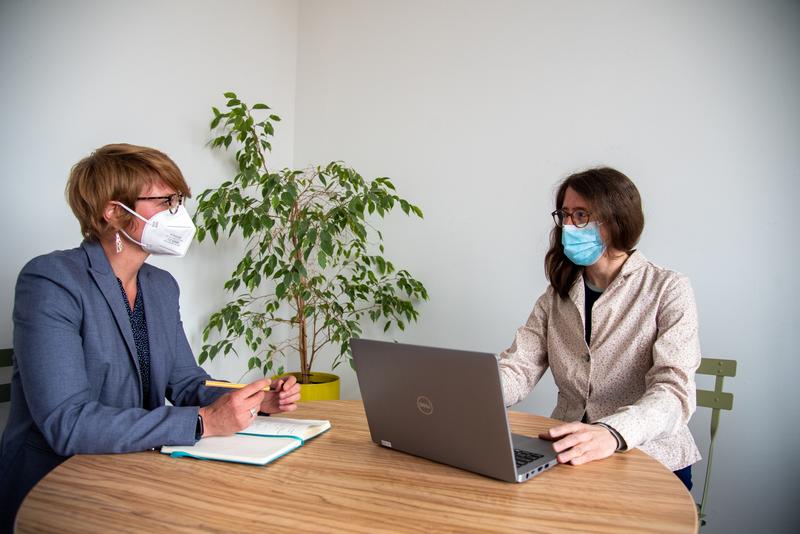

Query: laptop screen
352;338;520;481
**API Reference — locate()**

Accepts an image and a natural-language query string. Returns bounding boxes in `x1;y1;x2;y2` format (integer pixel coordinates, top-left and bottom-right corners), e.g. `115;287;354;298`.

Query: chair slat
697;389;734;411
697;358;736;377
0;349;13;368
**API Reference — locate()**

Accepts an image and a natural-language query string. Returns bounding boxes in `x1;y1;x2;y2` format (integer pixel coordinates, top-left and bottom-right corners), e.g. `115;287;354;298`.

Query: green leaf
375;256;386;274
320;231;333;256
276;282;287;299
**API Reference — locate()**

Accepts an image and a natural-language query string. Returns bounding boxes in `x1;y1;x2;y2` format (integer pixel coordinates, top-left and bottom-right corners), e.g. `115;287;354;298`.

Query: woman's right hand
198;378;269;437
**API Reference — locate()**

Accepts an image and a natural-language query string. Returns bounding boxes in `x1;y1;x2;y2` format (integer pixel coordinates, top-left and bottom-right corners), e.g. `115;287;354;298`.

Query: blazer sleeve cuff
175;406;202;445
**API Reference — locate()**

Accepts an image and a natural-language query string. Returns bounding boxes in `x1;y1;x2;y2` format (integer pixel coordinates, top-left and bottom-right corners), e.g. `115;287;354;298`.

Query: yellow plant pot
277;372;340;401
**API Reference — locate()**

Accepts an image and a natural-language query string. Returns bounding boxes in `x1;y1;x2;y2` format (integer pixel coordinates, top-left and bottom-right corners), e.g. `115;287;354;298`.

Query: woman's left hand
259;375;302;414
539;422;617;465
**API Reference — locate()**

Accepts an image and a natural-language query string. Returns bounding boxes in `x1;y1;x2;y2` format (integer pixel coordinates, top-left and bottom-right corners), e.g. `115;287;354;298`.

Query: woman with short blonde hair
66;143;192;241
0;144;302;529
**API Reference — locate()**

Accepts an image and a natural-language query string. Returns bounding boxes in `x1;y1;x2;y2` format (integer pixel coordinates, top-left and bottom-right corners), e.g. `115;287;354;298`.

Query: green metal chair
0;349;12;403
694;357;737;527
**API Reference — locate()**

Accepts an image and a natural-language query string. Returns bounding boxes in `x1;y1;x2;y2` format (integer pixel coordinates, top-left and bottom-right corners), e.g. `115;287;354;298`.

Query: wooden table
17;400;697;533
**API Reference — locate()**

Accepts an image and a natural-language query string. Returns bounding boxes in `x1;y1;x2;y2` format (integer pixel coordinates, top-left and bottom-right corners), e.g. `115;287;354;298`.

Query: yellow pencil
203;380;277;392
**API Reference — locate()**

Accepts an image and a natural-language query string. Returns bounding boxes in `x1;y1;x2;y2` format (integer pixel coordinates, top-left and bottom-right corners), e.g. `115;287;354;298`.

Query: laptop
351;338;558;483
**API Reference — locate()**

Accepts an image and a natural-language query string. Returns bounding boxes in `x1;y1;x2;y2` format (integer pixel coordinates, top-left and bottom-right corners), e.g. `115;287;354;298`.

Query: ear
103;202;123;229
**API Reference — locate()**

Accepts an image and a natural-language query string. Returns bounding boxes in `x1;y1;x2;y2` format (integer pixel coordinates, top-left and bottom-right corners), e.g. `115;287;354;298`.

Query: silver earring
115;232;123;254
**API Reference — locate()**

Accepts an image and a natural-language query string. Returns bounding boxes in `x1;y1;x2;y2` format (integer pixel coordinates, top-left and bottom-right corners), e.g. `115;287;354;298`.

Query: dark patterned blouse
116;276;152;408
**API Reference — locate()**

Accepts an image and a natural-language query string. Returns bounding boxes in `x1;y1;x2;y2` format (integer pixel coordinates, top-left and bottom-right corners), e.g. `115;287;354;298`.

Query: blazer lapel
568;274;586;329
82;241;142;389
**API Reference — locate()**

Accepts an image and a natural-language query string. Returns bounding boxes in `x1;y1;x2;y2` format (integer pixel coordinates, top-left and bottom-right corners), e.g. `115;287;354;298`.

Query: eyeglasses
551;208;592;228
137;193;185;214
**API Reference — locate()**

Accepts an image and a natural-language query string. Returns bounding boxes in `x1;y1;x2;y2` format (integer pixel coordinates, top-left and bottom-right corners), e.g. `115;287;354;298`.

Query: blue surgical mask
562;222;605;266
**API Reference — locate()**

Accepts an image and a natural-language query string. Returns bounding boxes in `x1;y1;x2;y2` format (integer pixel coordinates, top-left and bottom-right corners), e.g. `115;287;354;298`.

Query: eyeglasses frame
136;193;185;214
551;208;593;228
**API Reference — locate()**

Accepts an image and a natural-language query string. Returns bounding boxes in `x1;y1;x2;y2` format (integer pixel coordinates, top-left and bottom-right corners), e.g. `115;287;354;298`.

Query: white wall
0;0;299;389
293;1;799;533
2;1;798;532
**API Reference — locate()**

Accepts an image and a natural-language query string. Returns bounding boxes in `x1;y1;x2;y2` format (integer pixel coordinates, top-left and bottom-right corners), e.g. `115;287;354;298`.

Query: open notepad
161;417;331;466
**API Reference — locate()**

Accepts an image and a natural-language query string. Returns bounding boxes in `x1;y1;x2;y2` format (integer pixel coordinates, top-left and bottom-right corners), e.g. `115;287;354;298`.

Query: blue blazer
0;240;223;525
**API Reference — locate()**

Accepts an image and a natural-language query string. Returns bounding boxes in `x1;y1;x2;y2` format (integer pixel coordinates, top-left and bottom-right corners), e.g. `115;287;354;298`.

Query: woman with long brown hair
499;167;701;489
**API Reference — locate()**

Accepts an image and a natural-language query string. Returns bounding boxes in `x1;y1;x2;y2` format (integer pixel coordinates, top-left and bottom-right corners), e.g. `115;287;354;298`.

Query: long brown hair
545;167;644;298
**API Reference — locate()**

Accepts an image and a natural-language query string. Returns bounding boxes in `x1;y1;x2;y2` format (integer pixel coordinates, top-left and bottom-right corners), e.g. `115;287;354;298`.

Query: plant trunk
297;301;310;384
291;200;312;385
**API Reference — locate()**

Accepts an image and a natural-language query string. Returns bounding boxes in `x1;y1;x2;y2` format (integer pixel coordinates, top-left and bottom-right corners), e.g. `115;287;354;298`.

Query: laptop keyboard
514;448;544;468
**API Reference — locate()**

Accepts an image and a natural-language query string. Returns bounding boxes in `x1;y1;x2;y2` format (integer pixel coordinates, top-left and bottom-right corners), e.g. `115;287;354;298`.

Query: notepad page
242;417;331;440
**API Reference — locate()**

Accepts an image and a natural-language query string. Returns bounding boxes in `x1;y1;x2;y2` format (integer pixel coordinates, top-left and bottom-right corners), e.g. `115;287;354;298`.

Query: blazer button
585;354;590;362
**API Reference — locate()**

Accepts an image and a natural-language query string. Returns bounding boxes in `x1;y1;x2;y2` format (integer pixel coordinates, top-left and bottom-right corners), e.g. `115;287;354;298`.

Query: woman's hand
198;378;269;437
539;422;618;465
259;374;301;414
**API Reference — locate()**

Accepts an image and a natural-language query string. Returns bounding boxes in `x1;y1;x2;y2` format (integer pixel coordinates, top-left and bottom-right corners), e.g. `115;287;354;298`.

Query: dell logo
416;395;433;415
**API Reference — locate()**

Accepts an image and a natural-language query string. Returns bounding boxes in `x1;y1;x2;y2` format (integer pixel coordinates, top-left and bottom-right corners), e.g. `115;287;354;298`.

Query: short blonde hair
66;143;191;240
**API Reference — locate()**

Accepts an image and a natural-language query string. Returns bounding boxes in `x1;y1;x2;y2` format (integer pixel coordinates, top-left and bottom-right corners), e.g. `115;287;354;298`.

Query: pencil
203;380;277;392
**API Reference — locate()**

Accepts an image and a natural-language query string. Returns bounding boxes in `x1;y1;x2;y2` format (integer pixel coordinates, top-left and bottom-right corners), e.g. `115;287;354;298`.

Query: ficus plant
193;92;428;384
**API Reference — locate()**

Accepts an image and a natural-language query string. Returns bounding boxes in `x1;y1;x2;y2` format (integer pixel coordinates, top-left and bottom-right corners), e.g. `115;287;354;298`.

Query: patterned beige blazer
498;251;701;471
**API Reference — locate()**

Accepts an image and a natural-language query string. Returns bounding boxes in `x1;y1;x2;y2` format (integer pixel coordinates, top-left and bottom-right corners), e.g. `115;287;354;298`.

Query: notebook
351;338;558;483
161;417;331;466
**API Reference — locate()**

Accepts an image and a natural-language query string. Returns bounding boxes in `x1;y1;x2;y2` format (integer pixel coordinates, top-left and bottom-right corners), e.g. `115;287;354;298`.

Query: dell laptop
351;338;558;483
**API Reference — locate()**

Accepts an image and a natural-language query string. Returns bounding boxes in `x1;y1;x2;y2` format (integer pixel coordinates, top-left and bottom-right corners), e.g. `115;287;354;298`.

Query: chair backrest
0;349;13;403
694;357;737;527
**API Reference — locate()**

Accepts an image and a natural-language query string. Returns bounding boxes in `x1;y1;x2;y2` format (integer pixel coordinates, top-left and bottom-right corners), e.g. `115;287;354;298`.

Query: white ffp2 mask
112;202;196;257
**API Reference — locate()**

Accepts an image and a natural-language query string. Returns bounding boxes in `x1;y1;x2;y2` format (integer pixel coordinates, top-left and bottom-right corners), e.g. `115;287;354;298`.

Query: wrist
593;422;622;451
604;427;620;450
